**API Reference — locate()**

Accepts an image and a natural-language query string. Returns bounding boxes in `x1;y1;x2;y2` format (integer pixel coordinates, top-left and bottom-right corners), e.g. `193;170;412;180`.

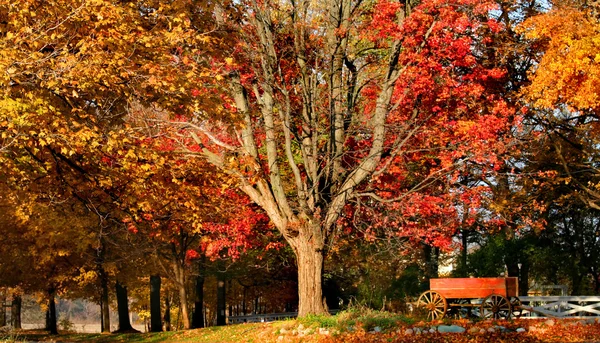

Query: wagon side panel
505;277;518;297
430;278;508;299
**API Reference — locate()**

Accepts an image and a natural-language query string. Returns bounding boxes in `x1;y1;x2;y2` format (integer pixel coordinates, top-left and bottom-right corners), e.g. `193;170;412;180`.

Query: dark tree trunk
191;267;205;329
99;267;111;333
519;262;530;296
459;229;469;277
150;275;162;332
242;287;247;315
507;262;519;278
100;298;104;332
46;290;58;335
216;273;226;326
592;270;600;294
423;244;439;280
10;295;21;329
0;290;6;327
572;272;584;295
163;293;171;331
115;280;136;332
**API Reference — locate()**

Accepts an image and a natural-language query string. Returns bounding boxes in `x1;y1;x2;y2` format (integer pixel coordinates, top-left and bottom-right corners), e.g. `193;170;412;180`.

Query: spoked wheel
417;290;448;320
481;294;511;319
510;297;522;319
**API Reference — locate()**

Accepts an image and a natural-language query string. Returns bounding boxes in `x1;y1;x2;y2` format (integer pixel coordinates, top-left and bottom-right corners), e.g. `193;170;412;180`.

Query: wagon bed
416;277;521;320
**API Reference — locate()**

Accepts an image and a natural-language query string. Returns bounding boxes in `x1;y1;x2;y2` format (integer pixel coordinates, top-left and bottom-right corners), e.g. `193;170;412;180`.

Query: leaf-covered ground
3;318;600;343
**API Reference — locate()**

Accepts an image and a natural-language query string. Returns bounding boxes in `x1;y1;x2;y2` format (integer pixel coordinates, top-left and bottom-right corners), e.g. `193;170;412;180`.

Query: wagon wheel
481;294;511;319
417;290;448;320
510;297;522;318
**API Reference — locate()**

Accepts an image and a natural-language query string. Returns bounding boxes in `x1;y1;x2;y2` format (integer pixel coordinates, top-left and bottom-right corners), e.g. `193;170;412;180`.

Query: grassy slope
2;323;277;343
3;314;600;343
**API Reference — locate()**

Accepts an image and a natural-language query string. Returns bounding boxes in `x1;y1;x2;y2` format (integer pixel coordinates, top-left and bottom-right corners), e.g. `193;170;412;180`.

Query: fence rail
228;297;600;323
228;312;299;324
519;296;600;318
228;310;339;324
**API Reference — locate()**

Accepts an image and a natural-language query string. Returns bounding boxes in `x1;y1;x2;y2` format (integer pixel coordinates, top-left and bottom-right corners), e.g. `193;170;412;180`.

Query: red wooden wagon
416;277;522;320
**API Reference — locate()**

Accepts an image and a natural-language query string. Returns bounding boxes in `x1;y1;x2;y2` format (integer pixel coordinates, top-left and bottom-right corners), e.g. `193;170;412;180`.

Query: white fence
228;312;299;324
519;296;600;318
228;310;339;324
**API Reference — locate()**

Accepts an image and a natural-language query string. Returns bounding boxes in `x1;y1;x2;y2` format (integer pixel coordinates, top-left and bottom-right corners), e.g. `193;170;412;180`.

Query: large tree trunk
292;236;327;316
216;274;226;326
191;267;205;329
10;295;21;329
46;290;58;335
115;281;136;332
172;262;191;329
150;275;162;332
177;285;190;329
99;267;111;333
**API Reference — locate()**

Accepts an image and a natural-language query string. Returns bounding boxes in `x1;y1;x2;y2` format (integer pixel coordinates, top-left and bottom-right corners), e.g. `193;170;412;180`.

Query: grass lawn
1;323;276;343
2;312;600;343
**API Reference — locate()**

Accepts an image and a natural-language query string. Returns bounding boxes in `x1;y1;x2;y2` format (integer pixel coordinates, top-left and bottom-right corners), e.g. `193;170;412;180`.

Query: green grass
291;306;413;333
1;324;271;343
1;308;415;343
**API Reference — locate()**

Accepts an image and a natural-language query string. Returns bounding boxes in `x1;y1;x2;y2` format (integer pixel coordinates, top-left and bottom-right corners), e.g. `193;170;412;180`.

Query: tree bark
519;262;530;296
10;295;21;329
459;229;469;277
99;267;111;333
242;286;247;315
150;275;162;332
0;290;6;327
292;234;327;316
216;274;226;326
191;266;205;328
163;293;171;331
423;244;439;280
115;280;136;332
46;290;58;335
172;262;191;329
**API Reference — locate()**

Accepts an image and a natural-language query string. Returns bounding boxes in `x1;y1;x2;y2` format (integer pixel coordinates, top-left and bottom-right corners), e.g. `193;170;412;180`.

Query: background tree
518;1;600;210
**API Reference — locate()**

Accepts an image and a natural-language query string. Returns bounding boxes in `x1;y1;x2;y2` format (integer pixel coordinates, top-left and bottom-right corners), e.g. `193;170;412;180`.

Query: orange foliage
519;6;600;112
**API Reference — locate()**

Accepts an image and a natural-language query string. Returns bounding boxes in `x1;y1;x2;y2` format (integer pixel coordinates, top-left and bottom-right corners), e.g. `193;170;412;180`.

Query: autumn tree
161;0;521;316
0;0;239;333
518;1;600;210
0;180;99;334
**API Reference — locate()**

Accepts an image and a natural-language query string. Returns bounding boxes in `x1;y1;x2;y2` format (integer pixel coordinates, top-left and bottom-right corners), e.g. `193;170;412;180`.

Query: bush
294;303;413;333
59;317;74;332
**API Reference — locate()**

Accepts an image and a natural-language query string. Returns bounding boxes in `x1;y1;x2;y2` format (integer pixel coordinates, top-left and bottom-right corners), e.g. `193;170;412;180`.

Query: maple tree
158;0;523;316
